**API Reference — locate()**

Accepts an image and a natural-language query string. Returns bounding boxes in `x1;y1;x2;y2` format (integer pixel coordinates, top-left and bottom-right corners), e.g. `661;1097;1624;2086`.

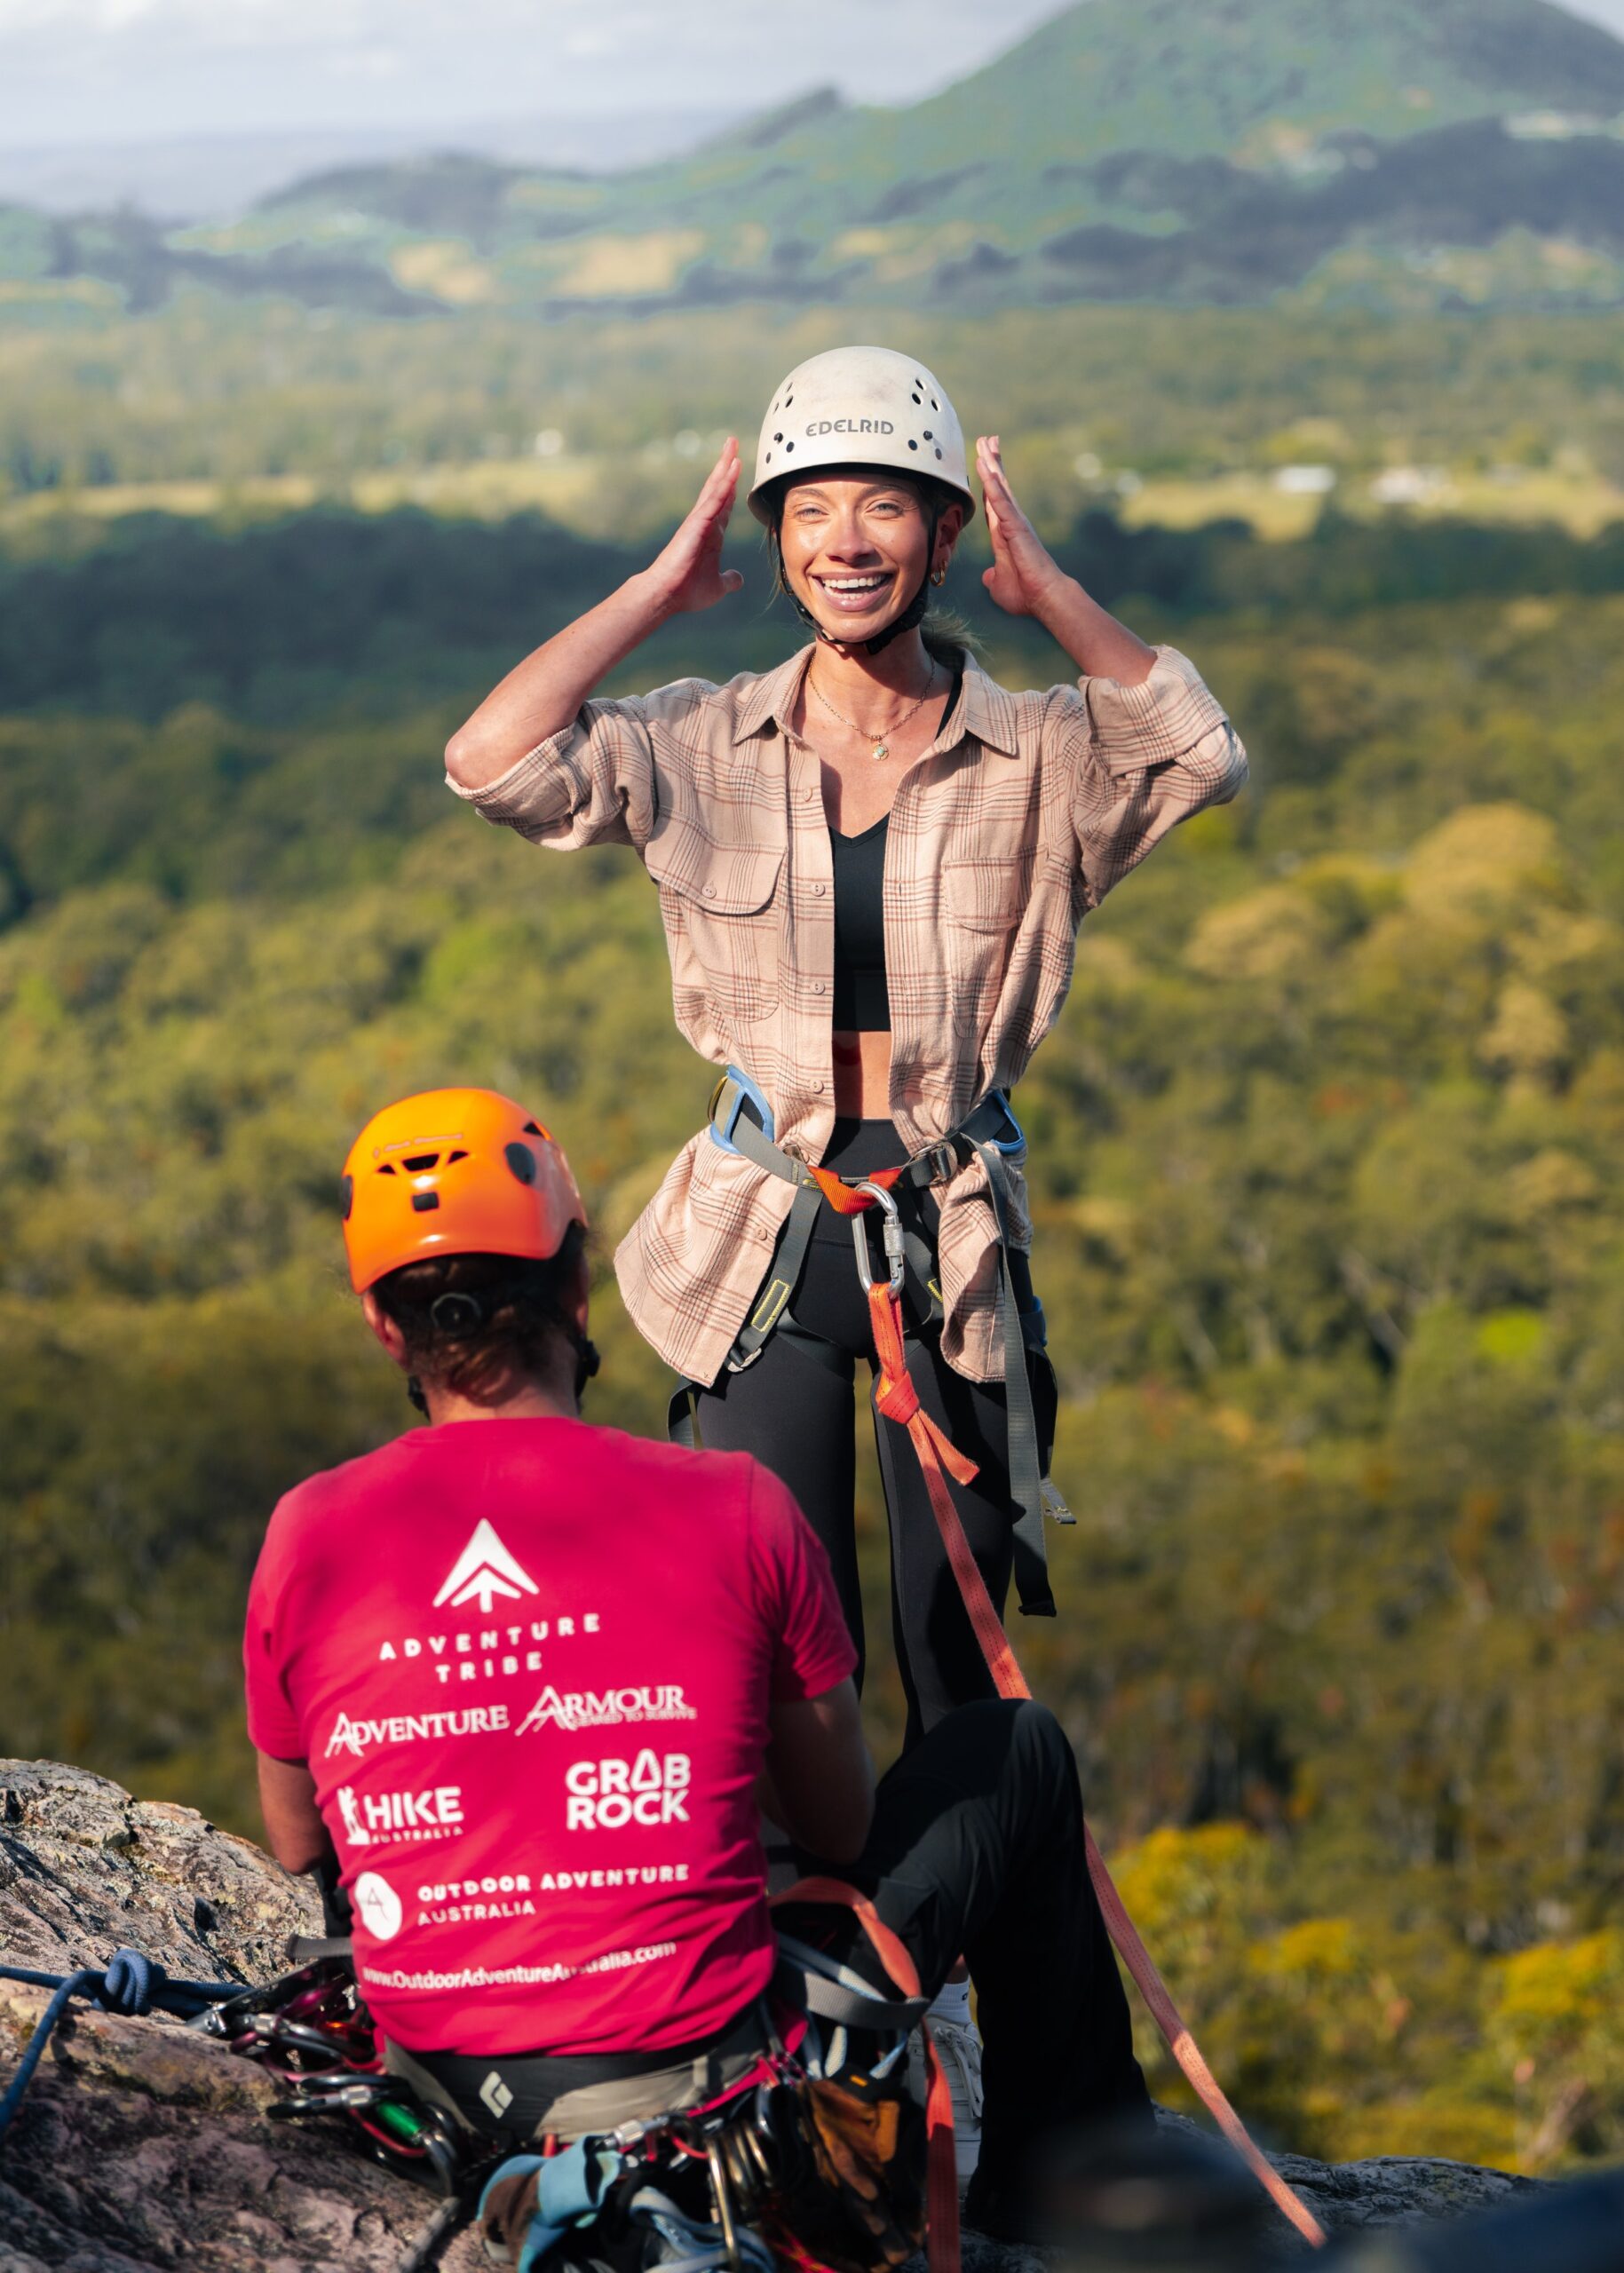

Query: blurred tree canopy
2;507;1622;2177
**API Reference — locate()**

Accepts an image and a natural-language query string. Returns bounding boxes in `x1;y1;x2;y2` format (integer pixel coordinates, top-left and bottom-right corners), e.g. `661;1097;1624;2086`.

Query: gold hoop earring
931;565;947;588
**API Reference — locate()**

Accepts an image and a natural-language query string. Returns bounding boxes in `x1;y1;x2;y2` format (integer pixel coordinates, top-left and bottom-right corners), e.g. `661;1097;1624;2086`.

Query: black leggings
691;1121;1030;1750
778;1699;1152;2204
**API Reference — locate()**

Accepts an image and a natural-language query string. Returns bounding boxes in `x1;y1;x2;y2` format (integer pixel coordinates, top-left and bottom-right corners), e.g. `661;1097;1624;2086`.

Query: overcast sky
3;0;1624;150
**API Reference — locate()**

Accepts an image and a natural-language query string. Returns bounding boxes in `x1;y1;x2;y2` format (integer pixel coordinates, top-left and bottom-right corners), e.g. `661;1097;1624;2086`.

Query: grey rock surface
0;1759;1544;2271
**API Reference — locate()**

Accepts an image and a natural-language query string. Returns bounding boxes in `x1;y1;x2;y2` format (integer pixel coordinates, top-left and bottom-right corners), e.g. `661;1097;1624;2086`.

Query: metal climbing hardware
709;1065;777;1156
851;1180;906;1296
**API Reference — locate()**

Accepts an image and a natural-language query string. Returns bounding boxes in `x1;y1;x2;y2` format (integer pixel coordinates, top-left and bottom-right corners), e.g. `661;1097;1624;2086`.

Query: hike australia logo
336;1785;466;1844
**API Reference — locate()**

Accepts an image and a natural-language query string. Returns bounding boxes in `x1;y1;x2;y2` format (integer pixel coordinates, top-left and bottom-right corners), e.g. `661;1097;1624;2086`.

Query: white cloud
3;0;1623;150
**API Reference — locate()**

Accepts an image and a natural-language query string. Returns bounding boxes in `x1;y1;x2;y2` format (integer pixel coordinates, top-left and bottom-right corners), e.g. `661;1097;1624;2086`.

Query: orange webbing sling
771;1877;963;2273
815;1171;1328;2253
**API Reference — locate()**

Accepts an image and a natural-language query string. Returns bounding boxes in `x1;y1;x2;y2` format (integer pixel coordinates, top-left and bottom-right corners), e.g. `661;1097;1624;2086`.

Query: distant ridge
5;0;1624;315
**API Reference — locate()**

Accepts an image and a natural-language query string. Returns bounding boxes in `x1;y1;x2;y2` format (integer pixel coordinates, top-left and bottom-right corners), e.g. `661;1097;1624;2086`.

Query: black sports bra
829;671;961;1033
831;816;891;1030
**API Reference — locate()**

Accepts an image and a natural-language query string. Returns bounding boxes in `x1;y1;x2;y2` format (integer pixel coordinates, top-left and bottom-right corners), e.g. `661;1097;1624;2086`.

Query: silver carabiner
850;1179;906;1298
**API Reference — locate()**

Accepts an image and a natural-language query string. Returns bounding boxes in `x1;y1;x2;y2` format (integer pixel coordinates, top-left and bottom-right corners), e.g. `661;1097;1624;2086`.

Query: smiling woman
442;345;1247;1801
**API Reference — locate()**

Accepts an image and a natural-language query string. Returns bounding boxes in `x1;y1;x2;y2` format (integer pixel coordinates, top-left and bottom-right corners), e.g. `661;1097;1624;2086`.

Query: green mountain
7;0;1624;313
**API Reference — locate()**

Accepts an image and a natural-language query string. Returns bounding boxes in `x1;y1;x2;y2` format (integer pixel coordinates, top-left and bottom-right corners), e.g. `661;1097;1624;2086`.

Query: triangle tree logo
432;1518;540;1616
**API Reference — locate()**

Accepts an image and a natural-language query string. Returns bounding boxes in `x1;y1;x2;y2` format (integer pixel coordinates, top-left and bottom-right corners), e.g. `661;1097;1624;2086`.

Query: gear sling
671;1070;1328;2252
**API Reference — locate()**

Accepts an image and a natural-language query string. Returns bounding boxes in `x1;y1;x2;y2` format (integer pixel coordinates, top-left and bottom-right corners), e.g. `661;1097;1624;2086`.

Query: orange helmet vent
339;1088;586;1293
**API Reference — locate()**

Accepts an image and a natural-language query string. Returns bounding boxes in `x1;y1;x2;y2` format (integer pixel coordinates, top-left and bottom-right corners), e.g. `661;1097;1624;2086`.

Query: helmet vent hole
447;1149;469;1163
376;1162;397;1176
505;1141;539;1185
402;1152;440;1171
923;431;932;440
410;1192;440;1213
773;432;783;443
338;1173;353;1221
930;397;939;411
522;1119;550;1136
907;439;919;451
785;441;795;453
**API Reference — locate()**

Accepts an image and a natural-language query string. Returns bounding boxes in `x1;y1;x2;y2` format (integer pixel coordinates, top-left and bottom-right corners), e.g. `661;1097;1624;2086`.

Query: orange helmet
340;1088;586;1294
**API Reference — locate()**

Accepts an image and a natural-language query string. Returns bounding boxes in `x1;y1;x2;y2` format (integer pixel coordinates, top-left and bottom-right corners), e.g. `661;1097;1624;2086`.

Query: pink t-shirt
244;1418;855;2057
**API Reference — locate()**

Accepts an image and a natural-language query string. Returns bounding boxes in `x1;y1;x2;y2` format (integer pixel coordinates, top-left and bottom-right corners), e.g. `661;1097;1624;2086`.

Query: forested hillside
3;503;1622;2176
5;0;1624;314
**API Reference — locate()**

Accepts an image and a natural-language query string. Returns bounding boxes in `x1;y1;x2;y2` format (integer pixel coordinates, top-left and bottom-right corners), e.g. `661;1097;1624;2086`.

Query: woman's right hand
446;440;743;792
642;439;745;617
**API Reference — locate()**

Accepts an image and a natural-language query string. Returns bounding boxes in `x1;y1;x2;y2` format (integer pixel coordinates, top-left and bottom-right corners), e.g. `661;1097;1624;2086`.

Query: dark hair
370;1223;591;1406
760;464;978;664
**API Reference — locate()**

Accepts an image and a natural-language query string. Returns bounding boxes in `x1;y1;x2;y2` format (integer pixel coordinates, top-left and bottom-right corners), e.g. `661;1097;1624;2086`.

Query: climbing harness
1;1931;947;2273
677;1069;1328;2249
475;1903;948;2273
675;1069;1070;1620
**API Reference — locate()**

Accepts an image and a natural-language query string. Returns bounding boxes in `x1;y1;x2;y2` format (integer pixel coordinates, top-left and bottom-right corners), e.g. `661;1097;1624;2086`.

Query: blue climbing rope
0;1951;243;2147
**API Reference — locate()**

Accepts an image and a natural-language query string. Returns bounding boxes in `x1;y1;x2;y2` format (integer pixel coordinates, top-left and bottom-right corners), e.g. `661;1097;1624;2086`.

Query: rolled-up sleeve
447;693;672;851
1054;645;1248;911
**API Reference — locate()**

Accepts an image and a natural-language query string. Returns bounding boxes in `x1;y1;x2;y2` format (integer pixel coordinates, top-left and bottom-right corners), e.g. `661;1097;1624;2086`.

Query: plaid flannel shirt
452;642;1246;1386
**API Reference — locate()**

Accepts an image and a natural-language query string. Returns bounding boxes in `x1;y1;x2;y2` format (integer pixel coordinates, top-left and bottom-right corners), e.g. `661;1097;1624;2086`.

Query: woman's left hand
977;436;1068;620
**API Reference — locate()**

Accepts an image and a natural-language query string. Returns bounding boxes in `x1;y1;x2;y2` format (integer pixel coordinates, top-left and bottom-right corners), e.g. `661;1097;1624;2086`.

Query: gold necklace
807;660;940;763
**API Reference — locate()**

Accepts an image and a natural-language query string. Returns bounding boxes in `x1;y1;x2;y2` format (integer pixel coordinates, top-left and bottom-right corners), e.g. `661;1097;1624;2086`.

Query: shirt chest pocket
941;851;1039;933
645;831;786;1020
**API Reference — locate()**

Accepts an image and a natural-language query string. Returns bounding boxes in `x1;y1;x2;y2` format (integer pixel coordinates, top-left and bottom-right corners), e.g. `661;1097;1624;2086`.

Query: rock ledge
0;1760;1541;2270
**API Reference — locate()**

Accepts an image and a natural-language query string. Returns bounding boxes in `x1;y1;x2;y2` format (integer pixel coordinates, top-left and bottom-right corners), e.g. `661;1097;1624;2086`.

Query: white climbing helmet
747;345;975;526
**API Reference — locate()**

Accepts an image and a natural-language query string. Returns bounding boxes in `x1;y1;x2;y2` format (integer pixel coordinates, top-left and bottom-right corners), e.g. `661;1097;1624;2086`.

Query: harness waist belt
391;1997;772;2142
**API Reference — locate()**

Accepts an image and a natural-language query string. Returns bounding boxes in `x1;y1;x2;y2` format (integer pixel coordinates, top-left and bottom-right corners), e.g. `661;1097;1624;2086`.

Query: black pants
693;1121;1028;1749
780;1698;1152;2203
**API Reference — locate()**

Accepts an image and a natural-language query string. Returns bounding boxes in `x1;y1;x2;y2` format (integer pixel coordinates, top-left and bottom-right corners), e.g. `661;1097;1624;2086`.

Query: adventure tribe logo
370;1518;603;1689
432;1517;537;1614
336;1785;466;1844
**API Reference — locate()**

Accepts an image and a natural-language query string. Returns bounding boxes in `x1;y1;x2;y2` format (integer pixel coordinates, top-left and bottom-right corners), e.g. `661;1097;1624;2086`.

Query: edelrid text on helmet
748;345;974;526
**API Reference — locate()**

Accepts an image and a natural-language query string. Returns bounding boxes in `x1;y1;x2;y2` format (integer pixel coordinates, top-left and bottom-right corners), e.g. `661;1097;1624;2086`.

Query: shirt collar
952;660;1020;757
730;645;1020;757
731;647;814;745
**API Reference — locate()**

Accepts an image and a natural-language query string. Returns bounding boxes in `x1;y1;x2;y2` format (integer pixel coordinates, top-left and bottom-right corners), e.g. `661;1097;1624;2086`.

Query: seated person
244;1088;1150;2257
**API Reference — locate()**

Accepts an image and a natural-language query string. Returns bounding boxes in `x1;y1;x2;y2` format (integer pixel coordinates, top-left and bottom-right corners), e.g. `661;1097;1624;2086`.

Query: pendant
872;741;889;762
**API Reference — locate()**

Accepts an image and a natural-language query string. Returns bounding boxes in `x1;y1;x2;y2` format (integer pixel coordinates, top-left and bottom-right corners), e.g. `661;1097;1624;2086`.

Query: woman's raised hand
645;438;746;617
977;436;1065;619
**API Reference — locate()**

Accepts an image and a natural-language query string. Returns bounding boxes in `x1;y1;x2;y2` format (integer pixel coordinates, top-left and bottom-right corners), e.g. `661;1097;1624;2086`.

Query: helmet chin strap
777;509;941;657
